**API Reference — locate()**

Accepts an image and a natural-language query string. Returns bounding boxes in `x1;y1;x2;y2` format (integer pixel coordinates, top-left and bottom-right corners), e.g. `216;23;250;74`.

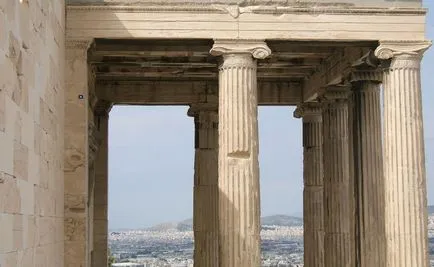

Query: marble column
64;39;93;267
375;40;431;267
210;40;271;267
294;103;324;267
321;89;354;267
92;113;109;267
350;71;386;267
188;103;219;267
87;121;98;266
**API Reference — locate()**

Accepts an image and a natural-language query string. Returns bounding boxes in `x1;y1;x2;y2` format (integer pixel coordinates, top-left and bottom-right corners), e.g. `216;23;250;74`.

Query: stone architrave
375;40;432;267
188;103;219;267
349;67;386;267
65;39;93;267
294;103;324;267
210;40;271;267
321;88;354;267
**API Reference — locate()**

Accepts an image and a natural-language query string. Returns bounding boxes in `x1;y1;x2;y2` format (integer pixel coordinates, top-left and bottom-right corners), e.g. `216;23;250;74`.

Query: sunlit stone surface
0;1;430;267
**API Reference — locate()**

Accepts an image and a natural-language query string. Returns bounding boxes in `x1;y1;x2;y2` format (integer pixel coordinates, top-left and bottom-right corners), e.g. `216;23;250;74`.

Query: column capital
66;38;94;59
348;50;383;83
319;85;352;104
210;39;271;59
351;50;380;69
349;70;382;83
187;103;218;118
66;38;94;50
374;40;431;60
94;100;113;118
294;102;322;122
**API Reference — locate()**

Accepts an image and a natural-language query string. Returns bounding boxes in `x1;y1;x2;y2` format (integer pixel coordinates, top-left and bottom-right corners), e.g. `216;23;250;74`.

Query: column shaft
351;80;386;267
211;40;270;267
191;107;219;267
92;114;109;267
298;105;324;267
219;54;261;266
322;93;354;267
382;54;429;267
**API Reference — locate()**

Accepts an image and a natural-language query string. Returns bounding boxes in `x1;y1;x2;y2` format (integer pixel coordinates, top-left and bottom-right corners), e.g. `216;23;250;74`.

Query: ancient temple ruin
0;0;431;266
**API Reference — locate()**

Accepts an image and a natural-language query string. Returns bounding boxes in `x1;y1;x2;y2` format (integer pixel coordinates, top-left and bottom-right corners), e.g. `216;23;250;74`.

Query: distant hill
129;208;434;232
428;205;434;215
261;215;303;227
176;218;193;231
146;222;179;232
145;215;303;232
145;218;193;232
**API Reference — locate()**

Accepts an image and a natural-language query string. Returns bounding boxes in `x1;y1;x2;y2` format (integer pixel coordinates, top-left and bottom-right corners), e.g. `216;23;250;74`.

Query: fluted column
375;40;431;267
322;89;354;267
188;103;219;267
294;104;324;267
350;70;386;267
210;40;271;267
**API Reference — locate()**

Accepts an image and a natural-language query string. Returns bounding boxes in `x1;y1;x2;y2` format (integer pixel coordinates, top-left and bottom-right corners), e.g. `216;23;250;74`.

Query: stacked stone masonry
0;0;65;266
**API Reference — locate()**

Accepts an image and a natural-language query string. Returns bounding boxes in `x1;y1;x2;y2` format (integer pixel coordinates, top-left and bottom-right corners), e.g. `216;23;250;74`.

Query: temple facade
0;0;431;266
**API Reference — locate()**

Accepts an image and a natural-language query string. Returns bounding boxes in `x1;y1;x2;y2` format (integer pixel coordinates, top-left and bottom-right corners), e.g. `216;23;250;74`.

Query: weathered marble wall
0;1;65;266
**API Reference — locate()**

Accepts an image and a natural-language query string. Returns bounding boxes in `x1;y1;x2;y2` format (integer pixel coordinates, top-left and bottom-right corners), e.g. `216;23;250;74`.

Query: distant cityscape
109;208;434;267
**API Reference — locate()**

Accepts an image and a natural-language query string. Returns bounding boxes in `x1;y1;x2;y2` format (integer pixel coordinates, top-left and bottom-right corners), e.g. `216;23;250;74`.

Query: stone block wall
0;1;65;266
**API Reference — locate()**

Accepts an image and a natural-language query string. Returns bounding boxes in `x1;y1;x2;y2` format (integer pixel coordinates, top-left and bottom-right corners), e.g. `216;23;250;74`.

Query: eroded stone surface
64;38;92;267
0;0;65;266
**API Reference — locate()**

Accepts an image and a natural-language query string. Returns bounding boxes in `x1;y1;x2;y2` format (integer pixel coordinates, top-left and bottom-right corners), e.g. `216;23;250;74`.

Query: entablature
67;2;427;41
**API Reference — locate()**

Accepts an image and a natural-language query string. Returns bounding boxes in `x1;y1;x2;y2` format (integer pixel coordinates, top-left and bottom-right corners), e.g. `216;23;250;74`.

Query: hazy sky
108;3;434;229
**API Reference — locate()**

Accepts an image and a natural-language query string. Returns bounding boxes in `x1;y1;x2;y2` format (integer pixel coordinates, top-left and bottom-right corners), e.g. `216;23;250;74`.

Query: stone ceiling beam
89;44;335;59
303;46;373;101
95;80;301;105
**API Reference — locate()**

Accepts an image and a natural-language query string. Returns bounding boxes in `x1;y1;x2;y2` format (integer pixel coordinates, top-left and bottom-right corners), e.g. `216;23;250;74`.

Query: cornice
66;4;427;16
249;6;426;16
66;4;225;13
211;39;271;59
375;40;432;60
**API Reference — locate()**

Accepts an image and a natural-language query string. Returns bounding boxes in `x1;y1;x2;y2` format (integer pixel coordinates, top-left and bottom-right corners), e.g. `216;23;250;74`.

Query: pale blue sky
108;3;434;229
